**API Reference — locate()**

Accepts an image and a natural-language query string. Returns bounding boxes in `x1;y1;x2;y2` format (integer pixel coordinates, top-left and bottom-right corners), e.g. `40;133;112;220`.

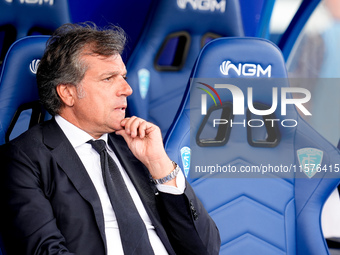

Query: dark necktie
87;139;155;255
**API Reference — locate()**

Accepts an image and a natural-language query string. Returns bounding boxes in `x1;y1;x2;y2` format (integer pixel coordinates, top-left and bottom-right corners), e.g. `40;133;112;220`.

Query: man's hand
115;117;176;186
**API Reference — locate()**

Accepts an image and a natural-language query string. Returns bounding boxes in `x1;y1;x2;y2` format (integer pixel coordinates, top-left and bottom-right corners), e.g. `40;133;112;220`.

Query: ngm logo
177;0;226;13
5;0;54;5
220;60;272;77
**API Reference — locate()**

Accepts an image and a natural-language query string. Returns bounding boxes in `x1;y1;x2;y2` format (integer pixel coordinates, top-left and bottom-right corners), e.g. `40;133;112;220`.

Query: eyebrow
99;71;126;78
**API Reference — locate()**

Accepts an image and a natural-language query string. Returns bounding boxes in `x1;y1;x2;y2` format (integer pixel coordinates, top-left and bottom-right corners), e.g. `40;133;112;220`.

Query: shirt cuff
155;169;186;195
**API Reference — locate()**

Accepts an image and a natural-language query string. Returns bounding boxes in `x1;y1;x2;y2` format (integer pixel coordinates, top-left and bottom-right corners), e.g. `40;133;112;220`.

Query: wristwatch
152;161;181;185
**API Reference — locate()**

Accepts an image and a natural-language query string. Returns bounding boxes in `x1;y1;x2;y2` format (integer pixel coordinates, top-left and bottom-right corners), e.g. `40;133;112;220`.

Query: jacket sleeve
157;179;221;255
0;143;75;255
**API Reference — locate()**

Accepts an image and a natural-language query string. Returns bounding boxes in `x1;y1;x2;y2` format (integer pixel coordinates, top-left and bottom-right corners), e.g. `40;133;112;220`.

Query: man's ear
56;84;77;107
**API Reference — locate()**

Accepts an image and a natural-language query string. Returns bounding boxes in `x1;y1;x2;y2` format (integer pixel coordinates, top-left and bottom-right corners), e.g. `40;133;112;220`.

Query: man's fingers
128;117;142;137
120;116;149;138
138;121;148;138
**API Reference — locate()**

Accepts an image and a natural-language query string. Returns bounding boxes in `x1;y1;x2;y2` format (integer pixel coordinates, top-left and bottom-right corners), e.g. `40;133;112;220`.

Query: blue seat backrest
126;0;244;138
164;37;340;254
0;0;70;65
0;35;50;145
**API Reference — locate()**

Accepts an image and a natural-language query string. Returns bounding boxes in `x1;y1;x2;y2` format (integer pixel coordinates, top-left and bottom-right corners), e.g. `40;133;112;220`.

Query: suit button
189;200;198;220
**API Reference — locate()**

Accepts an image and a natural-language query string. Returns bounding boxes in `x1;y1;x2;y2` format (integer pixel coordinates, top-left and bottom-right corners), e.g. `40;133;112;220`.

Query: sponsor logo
137;68;150;99
29;59;40;74
220;60;272;77
180;146;191;178
177;0;226;13
5;0;54;5
297;148;323;178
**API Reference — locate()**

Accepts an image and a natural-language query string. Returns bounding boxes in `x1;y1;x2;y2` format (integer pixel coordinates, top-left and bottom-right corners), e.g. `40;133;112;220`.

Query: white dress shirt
55;115;185;255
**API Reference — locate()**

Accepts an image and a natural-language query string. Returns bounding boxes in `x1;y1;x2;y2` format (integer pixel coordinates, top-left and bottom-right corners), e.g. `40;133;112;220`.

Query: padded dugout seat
126;0;244;138
164;37;340;254
0;35;50;145
0;0;70;66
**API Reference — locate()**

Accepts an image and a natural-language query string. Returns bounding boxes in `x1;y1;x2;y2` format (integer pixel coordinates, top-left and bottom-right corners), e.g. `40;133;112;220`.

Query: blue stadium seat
0;0;70;66
164;37;340;254
126;0;244;138
0;35;50;146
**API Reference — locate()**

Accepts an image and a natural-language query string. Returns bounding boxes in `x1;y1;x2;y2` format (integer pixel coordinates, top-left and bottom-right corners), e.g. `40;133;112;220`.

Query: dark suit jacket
0;119;220;255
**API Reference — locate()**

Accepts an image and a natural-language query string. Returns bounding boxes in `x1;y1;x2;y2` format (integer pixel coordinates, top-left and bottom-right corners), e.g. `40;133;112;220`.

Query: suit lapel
42;119;106;244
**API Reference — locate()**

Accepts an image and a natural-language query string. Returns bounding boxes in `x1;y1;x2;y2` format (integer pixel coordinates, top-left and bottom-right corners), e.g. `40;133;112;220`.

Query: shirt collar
55;115;108;149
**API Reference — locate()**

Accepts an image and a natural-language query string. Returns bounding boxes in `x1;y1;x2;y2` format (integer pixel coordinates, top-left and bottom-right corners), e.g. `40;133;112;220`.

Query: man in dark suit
0;22;220;254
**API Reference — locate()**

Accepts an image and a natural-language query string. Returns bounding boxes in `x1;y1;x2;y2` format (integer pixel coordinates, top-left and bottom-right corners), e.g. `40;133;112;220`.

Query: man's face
69;53;133;138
